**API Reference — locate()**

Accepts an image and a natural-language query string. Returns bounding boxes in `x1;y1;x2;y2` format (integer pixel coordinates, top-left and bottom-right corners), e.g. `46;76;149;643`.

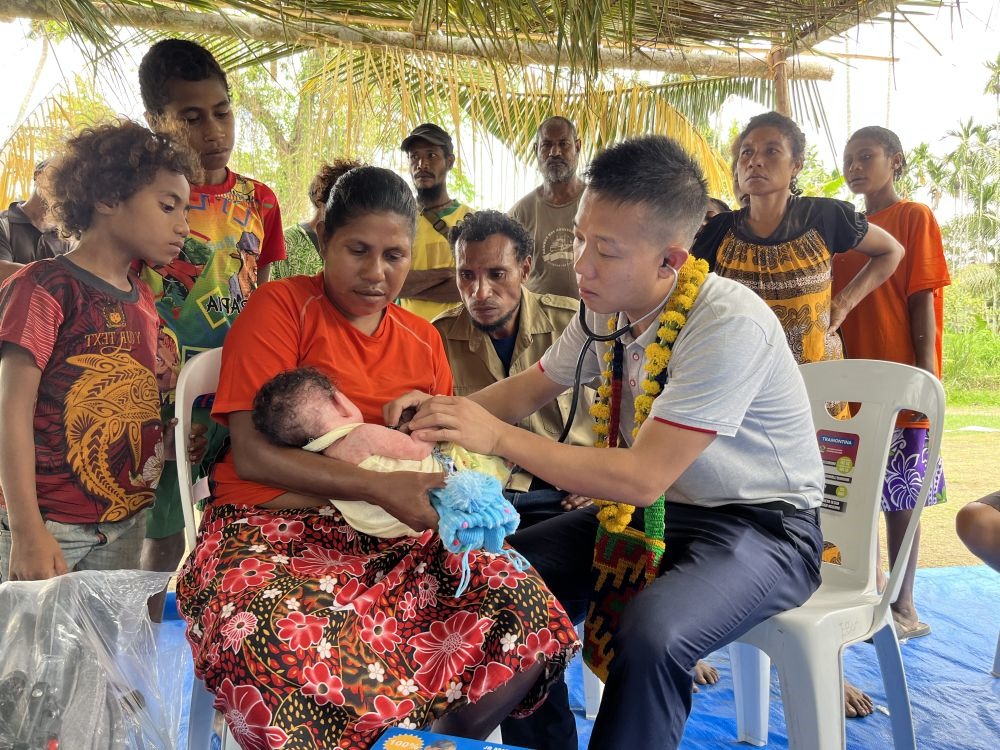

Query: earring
789;175;799;194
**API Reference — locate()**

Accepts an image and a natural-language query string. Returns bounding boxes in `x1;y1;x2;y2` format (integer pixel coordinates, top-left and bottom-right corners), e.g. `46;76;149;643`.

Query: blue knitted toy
430;469;529;597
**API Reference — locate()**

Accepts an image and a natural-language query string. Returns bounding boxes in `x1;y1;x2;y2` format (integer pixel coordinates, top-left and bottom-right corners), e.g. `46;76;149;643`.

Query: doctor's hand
407;396;508;456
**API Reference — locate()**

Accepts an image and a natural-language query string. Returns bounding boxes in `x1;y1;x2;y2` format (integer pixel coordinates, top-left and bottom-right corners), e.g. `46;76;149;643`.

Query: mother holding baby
175;165;577;749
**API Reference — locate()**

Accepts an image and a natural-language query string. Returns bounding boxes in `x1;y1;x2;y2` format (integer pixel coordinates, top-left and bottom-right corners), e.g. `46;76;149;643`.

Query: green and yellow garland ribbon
590;256;710;532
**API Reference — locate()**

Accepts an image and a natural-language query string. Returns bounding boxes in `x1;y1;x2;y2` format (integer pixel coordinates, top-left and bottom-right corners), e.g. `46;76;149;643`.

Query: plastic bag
0;570;185;750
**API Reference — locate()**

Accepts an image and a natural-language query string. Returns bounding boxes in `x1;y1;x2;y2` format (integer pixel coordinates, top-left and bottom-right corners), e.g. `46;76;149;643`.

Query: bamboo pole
0;0;835;80
768;46;792;116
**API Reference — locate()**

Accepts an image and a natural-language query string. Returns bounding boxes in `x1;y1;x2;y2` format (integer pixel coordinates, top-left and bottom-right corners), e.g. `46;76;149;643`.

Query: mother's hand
408;396;508;456
372;470;443;532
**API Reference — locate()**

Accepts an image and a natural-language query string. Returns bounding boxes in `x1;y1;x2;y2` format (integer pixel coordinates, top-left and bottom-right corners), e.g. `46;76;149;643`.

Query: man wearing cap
509;116;584;299
399;123;473;321
0;161;73;284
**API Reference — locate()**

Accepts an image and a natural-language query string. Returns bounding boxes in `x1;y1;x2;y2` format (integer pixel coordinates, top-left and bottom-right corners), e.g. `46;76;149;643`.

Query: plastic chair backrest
173;348;223;551
800;359;945;622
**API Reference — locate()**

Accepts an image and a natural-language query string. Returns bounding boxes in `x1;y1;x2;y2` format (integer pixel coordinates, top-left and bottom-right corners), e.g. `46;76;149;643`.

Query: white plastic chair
174;347;223;553
173;348;235;750
729;359;945;750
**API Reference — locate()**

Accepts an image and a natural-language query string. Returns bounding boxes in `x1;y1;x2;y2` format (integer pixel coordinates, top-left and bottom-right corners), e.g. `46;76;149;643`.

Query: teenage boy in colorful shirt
136;39;286;617
396;136;825;750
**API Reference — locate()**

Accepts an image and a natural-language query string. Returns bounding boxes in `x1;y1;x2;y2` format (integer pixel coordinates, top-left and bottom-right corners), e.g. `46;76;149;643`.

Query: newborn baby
251;367;511;539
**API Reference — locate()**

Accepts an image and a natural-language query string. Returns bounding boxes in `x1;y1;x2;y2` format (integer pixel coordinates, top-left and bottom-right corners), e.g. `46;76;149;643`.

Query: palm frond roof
1;1;947;77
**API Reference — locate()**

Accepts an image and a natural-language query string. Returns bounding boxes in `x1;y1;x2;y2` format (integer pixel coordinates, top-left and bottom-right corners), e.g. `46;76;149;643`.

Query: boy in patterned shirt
0;120;198;582
137;39;286;616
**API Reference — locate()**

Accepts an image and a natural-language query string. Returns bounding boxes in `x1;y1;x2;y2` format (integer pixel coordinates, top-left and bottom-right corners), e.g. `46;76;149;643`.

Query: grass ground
891;405;1000;569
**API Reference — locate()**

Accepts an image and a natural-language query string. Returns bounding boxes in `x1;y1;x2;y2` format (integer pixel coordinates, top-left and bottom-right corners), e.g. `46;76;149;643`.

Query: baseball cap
401;123;453;153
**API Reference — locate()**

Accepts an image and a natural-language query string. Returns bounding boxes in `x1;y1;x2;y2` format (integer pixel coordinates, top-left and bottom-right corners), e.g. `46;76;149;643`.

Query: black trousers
502;501;823;750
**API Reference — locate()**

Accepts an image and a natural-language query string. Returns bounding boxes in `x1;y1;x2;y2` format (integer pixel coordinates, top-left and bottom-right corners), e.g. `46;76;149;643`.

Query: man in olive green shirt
432;209;592;527
508;116;584;299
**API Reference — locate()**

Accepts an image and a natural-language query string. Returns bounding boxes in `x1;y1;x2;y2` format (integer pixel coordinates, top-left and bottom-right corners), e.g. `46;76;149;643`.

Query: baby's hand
384;391;433;432
397;407;417;429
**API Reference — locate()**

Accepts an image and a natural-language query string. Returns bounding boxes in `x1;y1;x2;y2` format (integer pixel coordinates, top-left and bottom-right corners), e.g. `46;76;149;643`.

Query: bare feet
844;681;873;718
691;660;720;693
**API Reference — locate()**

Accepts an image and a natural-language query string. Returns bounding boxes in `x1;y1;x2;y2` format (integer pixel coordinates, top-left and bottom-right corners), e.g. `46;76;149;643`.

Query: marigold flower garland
589;256;710;532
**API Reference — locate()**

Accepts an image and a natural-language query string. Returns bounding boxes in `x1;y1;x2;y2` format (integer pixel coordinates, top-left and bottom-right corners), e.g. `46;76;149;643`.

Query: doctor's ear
660;248;689;272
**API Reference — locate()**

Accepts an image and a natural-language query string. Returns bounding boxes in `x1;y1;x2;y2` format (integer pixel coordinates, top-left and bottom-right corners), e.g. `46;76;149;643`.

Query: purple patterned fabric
881;427;946;512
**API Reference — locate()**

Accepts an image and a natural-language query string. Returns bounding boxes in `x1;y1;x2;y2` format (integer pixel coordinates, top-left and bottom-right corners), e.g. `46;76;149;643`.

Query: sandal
894;618;931;641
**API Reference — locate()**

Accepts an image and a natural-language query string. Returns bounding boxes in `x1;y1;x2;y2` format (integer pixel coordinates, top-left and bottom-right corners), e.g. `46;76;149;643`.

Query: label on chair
816;430;860;513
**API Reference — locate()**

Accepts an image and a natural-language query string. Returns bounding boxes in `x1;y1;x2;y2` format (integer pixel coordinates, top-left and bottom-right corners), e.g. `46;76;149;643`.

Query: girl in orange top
835;125;951;645
176;166;577;749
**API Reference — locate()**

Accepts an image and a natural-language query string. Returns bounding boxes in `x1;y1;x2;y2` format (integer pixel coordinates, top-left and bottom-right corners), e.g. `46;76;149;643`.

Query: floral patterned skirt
176;502;579;749
881;427;947;512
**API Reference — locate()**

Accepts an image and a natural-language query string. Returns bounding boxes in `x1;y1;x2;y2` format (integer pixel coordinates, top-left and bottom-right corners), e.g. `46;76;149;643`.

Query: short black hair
449;210;534;263
323;166;417;240
41;119;200;238
252;367;335;448
584;135;708;248
138;39;230;116
537;116;578;141
848;126;907;180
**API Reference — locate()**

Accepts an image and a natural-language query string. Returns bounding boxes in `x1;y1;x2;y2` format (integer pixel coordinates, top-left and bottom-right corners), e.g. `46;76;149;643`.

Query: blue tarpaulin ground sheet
165;565;999;749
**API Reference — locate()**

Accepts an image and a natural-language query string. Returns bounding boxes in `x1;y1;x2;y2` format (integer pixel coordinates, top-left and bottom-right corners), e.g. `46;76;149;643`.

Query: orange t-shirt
832;201;950;426
210;274;454;506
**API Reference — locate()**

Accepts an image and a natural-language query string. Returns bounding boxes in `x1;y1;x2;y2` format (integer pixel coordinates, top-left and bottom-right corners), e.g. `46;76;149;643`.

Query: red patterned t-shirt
0;257;165;523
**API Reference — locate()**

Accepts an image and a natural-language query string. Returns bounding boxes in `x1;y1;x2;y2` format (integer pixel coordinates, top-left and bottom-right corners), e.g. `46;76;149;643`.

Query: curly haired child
0;120;198;582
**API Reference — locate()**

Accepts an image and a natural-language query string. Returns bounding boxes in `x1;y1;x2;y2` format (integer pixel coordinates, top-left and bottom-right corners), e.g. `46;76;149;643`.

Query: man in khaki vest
432;209;592;528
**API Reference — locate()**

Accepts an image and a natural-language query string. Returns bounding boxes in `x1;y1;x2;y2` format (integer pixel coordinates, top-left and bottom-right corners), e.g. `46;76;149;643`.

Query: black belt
755;500;816;518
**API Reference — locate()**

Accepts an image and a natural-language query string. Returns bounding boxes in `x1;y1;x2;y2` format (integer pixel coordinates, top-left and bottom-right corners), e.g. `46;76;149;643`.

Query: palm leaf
0;76;116;206
304;45;740;195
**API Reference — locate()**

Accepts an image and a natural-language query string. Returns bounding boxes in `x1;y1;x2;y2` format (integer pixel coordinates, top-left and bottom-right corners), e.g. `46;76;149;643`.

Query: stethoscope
556;263;679;444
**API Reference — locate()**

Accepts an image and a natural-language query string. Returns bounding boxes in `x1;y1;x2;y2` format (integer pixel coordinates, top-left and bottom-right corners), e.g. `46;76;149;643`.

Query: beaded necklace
590;256;710;532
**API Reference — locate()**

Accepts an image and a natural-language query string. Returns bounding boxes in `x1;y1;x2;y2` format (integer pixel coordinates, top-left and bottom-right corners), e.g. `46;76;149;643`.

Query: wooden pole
769;46;792;116
0;0;835;81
